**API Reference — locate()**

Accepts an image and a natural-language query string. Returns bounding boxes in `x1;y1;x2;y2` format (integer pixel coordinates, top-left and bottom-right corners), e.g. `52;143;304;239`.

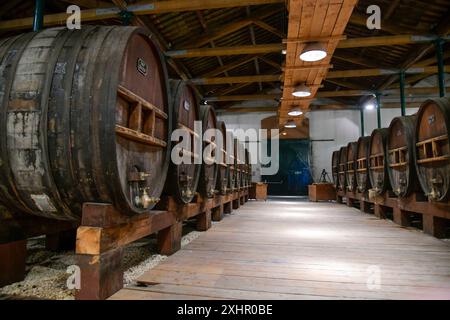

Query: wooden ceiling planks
279;0;357;126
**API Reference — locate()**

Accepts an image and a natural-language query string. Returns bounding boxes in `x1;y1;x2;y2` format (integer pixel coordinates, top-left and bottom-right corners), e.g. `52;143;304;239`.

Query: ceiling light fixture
300;42;327;62
288;107;303;117
292;83;311;97
284;120;297;128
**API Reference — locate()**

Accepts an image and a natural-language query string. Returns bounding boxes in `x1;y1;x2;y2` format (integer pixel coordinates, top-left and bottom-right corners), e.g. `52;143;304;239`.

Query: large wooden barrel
233;138;243;190
215;121;229;195
338;146;347;191
415;97;450;202
369;128;391;195
331;150;340;188
198;105;218;198
356;136;371;192
245;148;252;187
164;80;200;203
0;27;171;221
387;115;419;198
227;136;237;192
346;142;358;192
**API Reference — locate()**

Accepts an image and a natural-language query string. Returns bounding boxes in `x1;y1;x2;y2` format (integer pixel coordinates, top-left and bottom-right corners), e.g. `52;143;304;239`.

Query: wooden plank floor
111;197;450;300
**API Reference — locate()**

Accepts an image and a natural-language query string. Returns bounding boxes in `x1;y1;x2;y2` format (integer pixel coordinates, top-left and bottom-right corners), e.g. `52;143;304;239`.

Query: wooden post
157;222;182;255
211;204;224;222
196;210;212;231
75;203;178;300
423;215;448;239
374;204;386;219
0;240;27;287
393;207;410;227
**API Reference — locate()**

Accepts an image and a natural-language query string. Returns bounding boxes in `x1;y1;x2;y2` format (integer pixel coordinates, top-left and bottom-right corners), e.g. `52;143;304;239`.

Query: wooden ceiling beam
217;107;278;113
205;94;281;101
338;35;450;49
333;53;383;68
197;52;238;77
315;86;450;98
327;65;450;79
179;6;283;48
166;43;283;58
348;12;425;35
253;19;286;38
189;74;281;85
0;0;284;31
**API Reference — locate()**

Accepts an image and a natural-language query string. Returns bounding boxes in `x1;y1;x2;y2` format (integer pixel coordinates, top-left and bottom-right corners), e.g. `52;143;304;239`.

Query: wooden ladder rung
417;155;450;164
118;85;168;120
116;125;167;148
389;162;408;168
416;134;448;147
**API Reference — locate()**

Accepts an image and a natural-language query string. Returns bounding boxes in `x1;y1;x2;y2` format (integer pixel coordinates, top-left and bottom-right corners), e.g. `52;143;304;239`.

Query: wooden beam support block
0;240;27;287
212;205;224;222
360;200;372;214
196;210;212;231
76;248;123;300
223;201;232;214
374;204;386;219
233;197;240;209
393;207;410;227
423;215;448;239
157;221;182;256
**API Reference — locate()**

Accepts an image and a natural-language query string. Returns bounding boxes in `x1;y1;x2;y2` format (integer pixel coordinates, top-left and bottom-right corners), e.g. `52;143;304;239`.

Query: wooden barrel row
331;97;450;202
0;27;251;222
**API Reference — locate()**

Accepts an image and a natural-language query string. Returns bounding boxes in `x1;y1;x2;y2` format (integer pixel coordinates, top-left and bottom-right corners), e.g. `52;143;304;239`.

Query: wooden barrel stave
215;121;230;195
346;142;358;192
415;97;450;202
164;80;201;203
387;115;419;198
338;146;347;191
369;128;391;195
331;150;340;188
0;27;171;220
198;105;218;198
355;136;371;192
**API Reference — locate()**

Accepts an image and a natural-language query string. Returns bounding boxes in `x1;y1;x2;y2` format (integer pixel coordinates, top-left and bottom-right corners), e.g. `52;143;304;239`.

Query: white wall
217;112;275;182
309;107;419;182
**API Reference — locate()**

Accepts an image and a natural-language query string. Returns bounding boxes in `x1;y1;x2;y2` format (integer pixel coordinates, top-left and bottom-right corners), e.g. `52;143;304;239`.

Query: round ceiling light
284;120;297;128
292;84;311;97
300;42;327;62
288;108;303;117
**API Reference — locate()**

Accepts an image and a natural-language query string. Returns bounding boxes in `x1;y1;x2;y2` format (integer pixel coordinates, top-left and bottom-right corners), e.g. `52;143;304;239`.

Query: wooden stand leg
346;197;354;207
374;204;386;219
0;239;27;287
46;229;77;251
240;195;245;205
423;215;448;239
393;207;410;227
224;201;232;214
157;221;182;255
233;196;240;209
336;195;343;204
196;210;212;231
211;205;224;222
360;201;371;214
76;248;123;300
